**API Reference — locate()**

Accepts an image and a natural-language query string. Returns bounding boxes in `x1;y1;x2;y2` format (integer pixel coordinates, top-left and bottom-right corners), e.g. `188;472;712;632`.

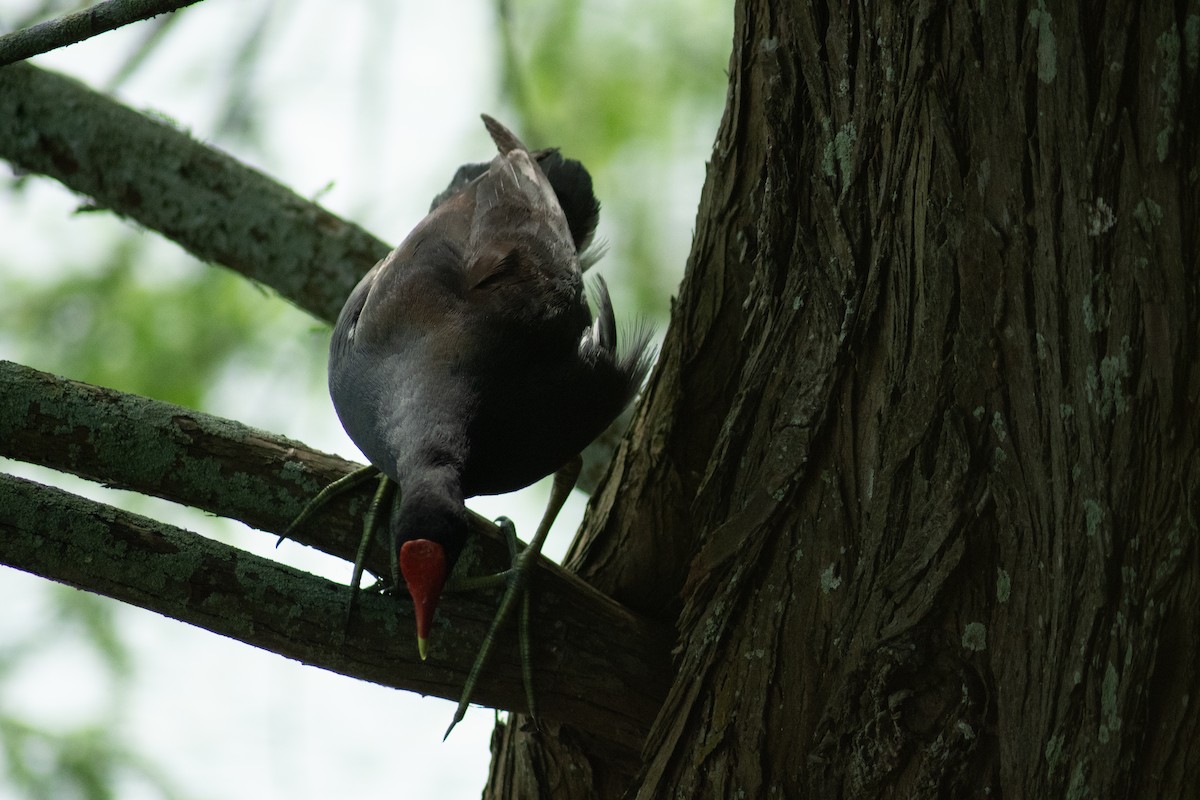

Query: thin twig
0;0;202;68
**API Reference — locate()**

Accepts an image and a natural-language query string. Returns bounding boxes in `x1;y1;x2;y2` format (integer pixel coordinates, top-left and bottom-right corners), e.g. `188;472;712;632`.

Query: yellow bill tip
418;636;428;661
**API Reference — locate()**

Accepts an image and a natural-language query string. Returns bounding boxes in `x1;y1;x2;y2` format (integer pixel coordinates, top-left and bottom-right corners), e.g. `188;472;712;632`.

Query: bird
324;114;652;734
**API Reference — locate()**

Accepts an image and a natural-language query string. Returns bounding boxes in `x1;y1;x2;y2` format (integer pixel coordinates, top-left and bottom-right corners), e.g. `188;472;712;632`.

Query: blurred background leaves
0;0;729;796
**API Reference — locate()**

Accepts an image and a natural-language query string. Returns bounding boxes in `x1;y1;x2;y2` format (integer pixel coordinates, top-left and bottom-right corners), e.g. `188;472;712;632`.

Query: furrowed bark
485;1;1200;797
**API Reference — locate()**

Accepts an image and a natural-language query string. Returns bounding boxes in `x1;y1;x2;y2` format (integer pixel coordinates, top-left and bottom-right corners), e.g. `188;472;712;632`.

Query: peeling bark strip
0;63;387;323
487;1;1199;797
0;362;671;754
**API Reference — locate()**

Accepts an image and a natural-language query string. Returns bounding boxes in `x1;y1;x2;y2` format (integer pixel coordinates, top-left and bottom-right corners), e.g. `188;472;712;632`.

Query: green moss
1185;15;1199;72
1085;336;1131;418
1066;761;1089;800
996;568;1011;603
1044;733;1064;769
1028;3;1058;84
819;564;841;594
991;411;1008;441
1082;294;1102;333
1099;662;1121;743
1134;198;1164;232
821;122;857;189
1083;498;1104;538
1156;25;1181;162
961;622;987;651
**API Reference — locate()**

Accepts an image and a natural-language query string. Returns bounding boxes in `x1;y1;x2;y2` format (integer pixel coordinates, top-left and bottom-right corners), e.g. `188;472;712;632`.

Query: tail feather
589;275;619;353
431;116;600;258
619;319;656;396
587;275;656;397
481;114;527;155
538;153;600;254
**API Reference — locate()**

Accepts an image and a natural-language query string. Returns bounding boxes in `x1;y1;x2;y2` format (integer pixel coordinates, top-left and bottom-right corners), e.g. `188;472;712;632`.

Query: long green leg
443;456;581;739
518;580;534;722
344;474;398;631
276;464;396;636
276;465;380;547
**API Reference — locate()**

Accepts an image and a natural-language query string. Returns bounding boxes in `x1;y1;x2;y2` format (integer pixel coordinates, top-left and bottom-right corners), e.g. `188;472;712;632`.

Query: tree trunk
486;1;1199;797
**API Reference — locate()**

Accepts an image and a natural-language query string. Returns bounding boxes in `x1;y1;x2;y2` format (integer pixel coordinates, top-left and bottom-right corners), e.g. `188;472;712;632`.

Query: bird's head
392;485;467;660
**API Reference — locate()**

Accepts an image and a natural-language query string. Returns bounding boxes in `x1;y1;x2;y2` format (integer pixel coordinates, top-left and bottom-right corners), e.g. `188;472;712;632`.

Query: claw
443;457;581;738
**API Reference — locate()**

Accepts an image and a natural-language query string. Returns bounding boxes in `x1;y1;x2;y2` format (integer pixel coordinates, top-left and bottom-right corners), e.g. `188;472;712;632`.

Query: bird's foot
275;464;394;636
442;456;580;739
443;516;538;739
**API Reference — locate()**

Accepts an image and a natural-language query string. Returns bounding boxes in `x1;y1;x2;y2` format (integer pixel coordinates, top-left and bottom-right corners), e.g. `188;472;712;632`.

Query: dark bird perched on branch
323;115;652;735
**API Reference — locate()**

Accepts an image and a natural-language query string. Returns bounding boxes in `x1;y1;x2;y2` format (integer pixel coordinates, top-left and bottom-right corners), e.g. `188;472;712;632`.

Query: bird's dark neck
390;460;470;563
395;462;464;512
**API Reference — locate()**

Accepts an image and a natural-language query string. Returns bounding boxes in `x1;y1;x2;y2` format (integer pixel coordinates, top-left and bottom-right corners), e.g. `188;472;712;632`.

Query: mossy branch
0;62;389;324
0;360;671;755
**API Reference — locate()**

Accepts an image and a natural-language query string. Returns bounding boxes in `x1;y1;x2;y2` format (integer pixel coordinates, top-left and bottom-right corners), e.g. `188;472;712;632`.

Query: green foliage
0;716;186;800
0;235;324;409
498;0;729;151
495;0;731;315
0;584;184;800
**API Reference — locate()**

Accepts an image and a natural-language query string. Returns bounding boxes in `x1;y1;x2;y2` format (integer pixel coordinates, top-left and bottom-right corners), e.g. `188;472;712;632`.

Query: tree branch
0;359;370;568
0;1;202;67
0;360;671;756
0;62;388;323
